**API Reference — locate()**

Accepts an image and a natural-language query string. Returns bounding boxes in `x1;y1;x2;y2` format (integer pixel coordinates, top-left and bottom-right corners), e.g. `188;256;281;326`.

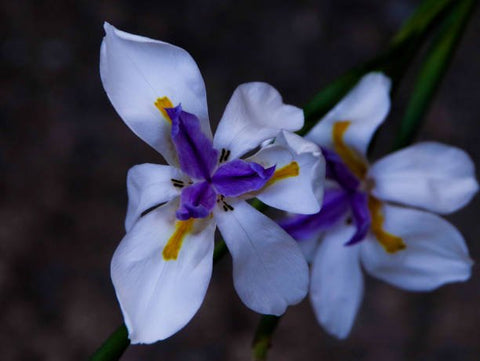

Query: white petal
100;23;211;164
297;234;320;264
250;131;325;214
276;129;322;155
306;72;391;156
111;201;215;343
360;204;472;291
214;200;309;315
213;82;304;160
310;224;364;339
370;142;478;214
125;163;184;232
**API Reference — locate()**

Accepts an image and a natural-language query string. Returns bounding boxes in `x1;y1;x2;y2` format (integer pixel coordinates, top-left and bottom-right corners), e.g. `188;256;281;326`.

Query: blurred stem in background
300;0;457;135
393;0;477;149
252;0;477;359
90;0;476;359
90;325;129;361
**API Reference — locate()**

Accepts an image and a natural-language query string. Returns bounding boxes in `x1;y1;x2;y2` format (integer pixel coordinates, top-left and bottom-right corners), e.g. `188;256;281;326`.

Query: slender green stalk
301;0;456;135
391;0;454;46
394;0;477;149
252;315;281;361
89;324;130;361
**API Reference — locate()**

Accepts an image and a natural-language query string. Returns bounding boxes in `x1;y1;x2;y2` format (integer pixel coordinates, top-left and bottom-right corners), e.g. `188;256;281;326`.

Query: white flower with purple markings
280;73;478;339
100;23;325;344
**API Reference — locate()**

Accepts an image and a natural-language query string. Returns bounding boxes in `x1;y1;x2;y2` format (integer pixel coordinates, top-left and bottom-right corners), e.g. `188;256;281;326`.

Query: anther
171;178;185;188
219;148;231;163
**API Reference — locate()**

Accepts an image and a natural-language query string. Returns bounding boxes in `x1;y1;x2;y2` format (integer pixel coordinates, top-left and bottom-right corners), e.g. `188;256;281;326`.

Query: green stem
391;0;455;46
251;315;281;361
89;325;130;361
300;0;456;135
393;0;477;149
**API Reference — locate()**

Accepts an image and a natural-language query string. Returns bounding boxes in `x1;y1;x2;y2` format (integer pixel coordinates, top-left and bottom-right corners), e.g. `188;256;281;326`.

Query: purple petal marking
212;159;275;197
344;191;371;246
167;105;218;181
176;181;217;220
321;147;359;191
279;188;350;241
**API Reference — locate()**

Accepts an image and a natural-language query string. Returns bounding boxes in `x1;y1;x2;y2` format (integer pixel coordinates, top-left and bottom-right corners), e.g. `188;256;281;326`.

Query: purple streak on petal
176;181;217;220
321;147;359;191
167;105;218;181
212;159;275;197
279;188;350;241
344;191;371;246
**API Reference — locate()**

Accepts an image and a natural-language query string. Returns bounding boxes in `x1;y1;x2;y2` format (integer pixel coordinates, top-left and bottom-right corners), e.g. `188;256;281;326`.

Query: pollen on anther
219;148;231;163
171;178;184;188
224;150;231;162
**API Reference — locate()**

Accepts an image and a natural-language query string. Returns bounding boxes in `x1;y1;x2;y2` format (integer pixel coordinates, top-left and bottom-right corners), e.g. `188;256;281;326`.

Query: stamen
155;96;174;122
368;196;406;253
219;148;231;163
265;161;299;187
171;178;184;188
332;121;367;180
220;198;234;212
162;218;194;260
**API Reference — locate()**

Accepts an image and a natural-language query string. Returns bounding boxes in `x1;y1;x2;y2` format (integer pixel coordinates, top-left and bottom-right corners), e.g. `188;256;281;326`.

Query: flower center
157;99;277;221
330;121;405;253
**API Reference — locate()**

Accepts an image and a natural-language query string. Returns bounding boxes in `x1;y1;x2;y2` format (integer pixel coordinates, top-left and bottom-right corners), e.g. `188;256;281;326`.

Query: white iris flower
100;23;325;344
280;73;478;339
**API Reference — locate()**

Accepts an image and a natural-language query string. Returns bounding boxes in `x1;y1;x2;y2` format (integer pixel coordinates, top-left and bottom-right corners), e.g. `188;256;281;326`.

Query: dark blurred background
1;0;479;360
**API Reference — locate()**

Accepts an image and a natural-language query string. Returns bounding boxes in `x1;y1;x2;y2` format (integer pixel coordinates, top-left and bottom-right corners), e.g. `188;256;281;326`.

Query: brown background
1;0;479;360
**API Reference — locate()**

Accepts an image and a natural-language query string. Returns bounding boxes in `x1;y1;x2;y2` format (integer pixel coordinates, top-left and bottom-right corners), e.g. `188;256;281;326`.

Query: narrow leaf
394;0;477;149
301;0;457;134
